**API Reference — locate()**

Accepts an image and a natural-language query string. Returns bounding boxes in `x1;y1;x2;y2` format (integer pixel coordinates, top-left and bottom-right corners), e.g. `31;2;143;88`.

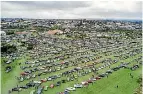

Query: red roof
48;30;63;35
15;32;28;34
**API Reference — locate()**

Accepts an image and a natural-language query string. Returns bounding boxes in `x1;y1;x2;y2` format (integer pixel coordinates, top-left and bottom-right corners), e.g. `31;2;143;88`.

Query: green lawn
72;67;142;94
1;56;28;94
11;53;141;94
1;48;141;94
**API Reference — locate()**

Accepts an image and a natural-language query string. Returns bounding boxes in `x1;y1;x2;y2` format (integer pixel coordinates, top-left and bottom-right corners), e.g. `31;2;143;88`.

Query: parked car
47;77;52;81
58;92;64;94
111;67;119;71
131;64;139;70
41;79;47;83
81;81;88;85
66;87;76;91
32;74;36;78
30;90;36;94
95;77;101;80
106;70;113;74
12;87;19;91
26;82;35;87
56;81;61;86
50;84;54;88
64;89;70;94
87;80;93;83
90;78;96;81
6;60;12;64
37;87;43;94
44;86;48;91
19;86;28;89
33;81;41;84
5;66;12;73
62;80;66;83
98;73;107;77
74;84;83;88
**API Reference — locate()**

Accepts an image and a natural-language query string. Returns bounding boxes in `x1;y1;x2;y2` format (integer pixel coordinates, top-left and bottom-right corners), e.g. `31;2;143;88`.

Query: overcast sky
1;1;142;20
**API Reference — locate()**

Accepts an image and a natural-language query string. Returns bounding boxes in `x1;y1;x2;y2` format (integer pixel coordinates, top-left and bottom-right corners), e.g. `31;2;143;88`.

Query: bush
6;31;15;35
1;43;17;53
27;43;34;50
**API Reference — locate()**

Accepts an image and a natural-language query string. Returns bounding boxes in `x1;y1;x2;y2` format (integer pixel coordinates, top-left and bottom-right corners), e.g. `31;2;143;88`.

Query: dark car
64;90;70;94
12;87;19;91
87;80;93;83
56;81;61;86
19;86;28;89
111;67;119;71
26;82;35;87
131;64;139;70
106;70;112;74
121;65;127;68
6;60;12;64
62;80;66;83
51;75;57;79
98;73;107;77
37;87;43;94
38;73;42;76
5;66;12;73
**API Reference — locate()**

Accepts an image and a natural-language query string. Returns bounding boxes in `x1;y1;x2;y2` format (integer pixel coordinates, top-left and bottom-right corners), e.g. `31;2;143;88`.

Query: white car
57;74;61;78
74;84;83;88
20;77;24;82
61;66;64;69
90;78;96;81
47;77;52;81
81;81;88;85
32;74;36;78
33;81;41;84
101;66;104;69
76;67;82;70
66;87;76;91
57;67;61;71
39;67;45;70
98;68;101;70
88;70;92;73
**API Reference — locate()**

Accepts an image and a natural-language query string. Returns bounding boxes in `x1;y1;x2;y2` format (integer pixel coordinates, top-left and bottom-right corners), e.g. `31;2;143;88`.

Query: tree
27;43;34;50
1;43;17;53
6;31;15;35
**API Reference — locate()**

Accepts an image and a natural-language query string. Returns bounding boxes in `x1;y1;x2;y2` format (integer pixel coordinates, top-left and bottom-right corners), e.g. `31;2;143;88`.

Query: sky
1;1;142;20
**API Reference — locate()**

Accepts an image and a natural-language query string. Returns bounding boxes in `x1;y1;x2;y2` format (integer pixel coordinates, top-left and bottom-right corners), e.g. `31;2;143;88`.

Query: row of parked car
9;45;141;94
58;61;140;94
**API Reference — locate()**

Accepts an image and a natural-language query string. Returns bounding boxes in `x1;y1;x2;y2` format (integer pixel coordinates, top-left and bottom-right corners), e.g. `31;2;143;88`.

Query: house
47;30;63;35
29;30;36;32
15;31;28;35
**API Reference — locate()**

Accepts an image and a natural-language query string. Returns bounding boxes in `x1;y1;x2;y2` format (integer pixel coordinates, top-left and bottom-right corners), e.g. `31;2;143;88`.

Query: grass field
1;47;142;94
72;67;142;94
1;56;28;94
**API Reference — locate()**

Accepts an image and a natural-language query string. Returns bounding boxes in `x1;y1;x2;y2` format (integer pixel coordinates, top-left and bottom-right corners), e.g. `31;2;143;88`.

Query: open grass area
1;56;28;94
2;52;141;94
73;67;142;94
1;43;142;94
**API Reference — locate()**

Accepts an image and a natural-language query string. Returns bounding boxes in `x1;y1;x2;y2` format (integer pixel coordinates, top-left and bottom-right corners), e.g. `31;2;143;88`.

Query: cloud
2;1;90;11
1;1;142;20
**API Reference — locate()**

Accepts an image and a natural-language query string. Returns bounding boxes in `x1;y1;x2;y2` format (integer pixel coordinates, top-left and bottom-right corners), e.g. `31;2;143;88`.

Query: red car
50;84;54;88
41;79;47;83
81;81;88;85
95;77;101;80
20;72;28;76
58;92;64;94
87;80;93;83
